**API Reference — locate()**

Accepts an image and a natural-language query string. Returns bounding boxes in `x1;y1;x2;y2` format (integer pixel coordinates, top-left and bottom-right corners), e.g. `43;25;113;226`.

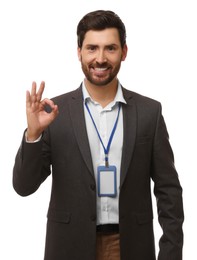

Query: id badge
97;166;117;197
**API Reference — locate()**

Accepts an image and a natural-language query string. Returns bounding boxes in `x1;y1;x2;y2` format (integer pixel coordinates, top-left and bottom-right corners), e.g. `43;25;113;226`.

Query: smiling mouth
94;67;108;71
91;67;110;77
91;64;111;73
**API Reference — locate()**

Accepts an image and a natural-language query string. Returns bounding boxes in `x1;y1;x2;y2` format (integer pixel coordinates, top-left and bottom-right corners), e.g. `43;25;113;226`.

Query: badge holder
97;165;117;197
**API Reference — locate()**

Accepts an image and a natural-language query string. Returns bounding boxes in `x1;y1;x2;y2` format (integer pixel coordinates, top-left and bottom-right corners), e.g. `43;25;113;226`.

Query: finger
37;81;45;102
26;90;31;107
41;98;59;116
51;104;59;113
41;98;56;109
30;81;38;103
50;105;59;121
31;81;37;96
48;104;59;119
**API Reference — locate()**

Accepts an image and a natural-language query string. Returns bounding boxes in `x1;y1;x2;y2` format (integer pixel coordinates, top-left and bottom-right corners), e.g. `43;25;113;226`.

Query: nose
96;49;107;64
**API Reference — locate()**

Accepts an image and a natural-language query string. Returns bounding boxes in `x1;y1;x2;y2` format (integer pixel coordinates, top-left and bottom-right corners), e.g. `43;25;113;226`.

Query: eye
107;45;116;52
87;45;97;52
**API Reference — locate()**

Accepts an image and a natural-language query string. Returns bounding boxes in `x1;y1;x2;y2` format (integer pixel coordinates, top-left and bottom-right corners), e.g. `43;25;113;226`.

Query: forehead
82;28;121;46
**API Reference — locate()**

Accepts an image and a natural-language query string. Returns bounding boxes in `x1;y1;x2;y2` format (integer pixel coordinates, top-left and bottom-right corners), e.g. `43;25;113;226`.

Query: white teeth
95;68;107;71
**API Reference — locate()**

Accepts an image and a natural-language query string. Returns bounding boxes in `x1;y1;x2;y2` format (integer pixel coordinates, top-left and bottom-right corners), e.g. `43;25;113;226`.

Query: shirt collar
82;80;127;107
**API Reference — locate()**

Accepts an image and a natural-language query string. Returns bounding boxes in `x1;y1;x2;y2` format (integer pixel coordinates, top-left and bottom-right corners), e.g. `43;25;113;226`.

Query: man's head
77;10;127;87
77;10;126;49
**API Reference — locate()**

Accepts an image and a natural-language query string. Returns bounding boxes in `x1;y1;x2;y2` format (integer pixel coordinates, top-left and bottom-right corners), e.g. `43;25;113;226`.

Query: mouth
94;67;108;71
90;65;111;76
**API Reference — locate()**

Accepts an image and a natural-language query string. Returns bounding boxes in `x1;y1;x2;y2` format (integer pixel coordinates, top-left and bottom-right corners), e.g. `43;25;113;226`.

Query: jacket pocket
136;211;153;225
47;209;71;224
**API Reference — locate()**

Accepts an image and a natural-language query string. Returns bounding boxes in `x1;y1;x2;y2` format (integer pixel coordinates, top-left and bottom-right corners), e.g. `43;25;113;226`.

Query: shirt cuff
25;131;42;143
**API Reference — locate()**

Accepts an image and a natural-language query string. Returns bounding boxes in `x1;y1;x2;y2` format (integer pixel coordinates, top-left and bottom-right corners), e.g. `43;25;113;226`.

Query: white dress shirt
82;81;126;225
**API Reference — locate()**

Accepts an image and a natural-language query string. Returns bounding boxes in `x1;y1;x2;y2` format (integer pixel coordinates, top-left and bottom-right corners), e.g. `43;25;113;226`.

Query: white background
0;0;196;259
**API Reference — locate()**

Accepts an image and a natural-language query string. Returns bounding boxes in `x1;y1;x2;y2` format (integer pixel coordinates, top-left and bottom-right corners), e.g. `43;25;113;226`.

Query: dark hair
77;10;126;48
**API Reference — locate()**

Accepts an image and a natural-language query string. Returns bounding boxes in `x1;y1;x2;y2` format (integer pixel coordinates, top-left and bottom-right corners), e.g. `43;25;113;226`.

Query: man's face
78;28;127;86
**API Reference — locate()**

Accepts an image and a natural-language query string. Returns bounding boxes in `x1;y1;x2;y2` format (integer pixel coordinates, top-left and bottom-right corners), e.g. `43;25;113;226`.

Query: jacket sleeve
13;130;51;196
151;104;184;260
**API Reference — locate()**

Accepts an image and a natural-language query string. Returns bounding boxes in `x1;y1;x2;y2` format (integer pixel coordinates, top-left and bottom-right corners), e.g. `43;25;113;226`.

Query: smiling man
13;10;184;260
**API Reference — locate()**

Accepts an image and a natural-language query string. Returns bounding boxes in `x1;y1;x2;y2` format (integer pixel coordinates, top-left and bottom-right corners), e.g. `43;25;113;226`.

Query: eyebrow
85;43;119;48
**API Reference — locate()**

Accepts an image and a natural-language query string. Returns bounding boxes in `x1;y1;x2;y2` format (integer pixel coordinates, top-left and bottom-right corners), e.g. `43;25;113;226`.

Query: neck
84;78;118;108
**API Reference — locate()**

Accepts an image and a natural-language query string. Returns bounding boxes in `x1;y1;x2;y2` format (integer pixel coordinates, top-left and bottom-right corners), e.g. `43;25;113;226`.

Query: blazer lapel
120;88;137;188
69;86;94;178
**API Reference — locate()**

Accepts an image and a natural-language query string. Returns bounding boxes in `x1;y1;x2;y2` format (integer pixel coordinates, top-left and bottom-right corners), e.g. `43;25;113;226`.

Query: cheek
81;55;95;66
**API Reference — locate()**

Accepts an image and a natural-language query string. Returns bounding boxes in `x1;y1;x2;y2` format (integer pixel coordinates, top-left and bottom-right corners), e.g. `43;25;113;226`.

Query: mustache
92;62;111;68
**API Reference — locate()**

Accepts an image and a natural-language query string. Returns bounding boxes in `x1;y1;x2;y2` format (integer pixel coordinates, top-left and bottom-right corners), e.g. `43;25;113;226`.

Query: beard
81;60;121;86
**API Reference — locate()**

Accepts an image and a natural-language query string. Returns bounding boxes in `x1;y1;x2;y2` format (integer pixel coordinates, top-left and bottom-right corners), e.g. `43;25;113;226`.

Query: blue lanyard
85;101;121;167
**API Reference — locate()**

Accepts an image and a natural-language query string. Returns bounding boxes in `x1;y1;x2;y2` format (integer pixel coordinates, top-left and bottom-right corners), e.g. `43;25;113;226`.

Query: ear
121;44;128;61
77;47;82;61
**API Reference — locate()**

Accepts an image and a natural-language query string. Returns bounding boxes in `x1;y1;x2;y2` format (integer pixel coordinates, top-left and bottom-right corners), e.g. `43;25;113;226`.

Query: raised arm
13;81;59;196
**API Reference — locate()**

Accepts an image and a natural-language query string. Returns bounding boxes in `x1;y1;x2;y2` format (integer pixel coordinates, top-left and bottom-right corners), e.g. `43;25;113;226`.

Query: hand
26;81;59;141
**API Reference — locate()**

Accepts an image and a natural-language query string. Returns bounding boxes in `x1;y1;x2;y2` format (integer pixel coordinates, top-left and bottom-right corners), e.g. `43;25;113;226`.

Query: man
13;10;184;260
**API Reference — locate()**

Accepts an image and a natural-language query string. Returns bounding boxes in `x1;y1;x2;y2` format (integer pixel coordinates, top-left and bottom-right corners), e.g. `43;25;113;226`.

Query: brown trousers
96;233;120;260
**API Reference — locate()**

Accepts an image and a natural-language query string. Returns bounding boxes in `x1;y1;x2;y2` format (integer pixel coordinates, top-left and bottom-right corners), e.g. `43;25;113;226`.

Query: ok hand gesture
26;81;59;141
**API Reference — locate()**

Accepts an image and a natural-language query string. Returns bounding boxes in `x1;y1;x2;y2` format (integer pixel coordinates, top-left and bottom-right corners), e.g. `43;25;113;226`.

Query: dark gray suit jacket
13;85;184;260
